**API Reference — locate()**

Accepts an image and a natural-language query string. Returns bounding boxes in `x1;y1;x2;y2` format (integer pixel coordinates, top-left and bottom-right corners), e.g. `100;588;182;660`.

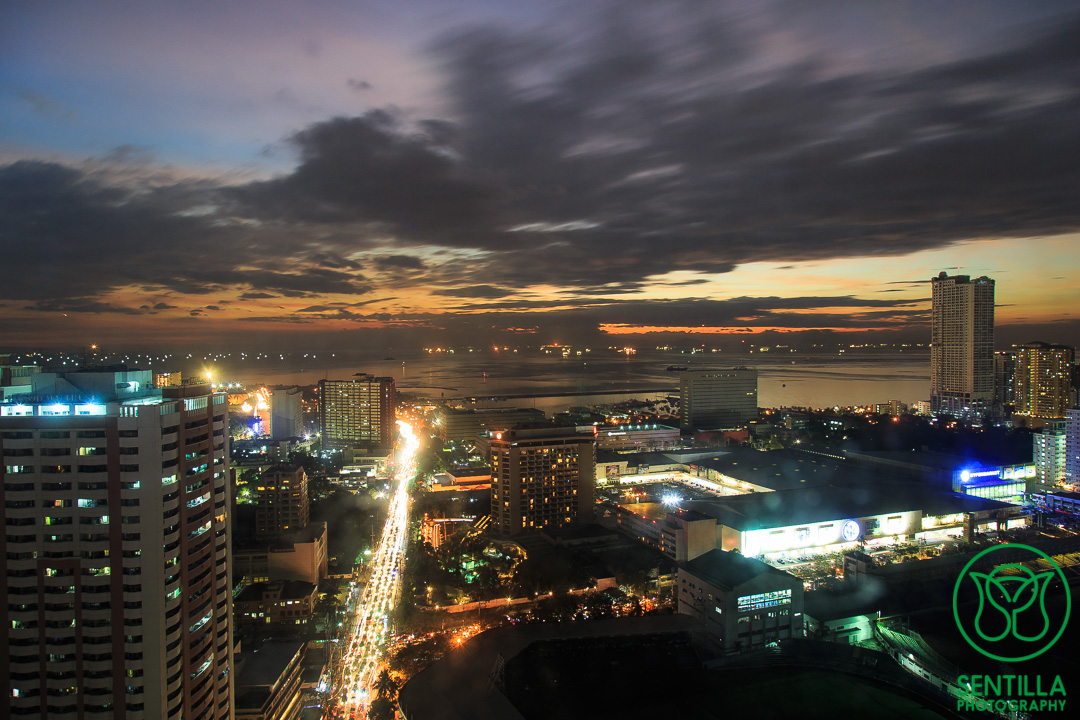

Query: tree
374;669;399;703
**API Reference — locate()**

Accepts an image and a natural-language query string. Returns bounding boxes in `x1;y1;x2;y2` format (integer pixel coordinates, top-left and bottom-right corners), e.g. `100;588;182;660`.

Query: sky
2;0;1079;353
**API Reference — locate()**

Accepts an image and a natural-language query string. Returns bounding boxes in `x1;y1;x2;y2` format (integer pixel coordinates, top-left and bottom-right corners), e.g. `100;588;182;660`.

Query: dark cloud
232;111;497;243
347;79;372;91
431;285;512;299
19;91;77;121
153;302;177;310
3;3;1080;348
23;298;143;315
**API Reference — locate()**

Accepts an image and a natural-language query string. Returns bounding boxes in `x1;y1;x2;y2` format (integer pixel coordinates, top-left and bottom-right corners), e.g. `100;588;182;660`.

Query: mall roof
692;448;867;491
681;549;793;590
686;485;1016;532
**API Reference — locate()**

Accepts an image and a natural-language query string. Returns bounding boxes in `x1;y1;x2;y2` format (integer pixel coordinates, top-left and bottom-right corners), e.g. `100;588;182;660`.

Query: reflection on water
215;350;930;413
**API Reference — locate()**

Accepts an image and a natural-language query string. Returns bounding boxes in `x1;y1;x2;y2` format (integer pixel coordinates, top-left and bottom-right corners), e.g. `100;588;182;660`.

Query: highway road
330;419;418;717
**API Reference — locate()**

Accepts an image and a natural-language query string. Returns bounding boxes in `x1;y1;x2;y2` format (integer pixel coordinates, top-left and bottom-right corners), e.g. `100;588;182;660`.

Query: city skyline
3;1;1080;352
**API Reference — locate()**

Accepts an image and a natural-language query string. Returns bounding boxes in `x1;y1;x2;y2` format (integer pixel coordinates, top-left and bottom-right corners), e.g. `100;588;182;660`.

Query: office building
233;522;328;585
255;464;309;539
930;272;994;416
269;387;303;441
679;368;758;429
318;375;395;451
1;369;234;720
1066;409;1080;486
1013;342;1074;428
678;549;804;653
1034;421;1067;486
433;407;545;442
488;426;596;537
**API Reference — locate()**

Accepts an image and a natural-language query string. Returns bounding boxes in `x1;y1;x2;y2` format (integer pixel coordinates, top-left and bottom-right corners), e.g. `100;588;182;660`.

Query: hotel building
488;426;596;537
318;375;395;451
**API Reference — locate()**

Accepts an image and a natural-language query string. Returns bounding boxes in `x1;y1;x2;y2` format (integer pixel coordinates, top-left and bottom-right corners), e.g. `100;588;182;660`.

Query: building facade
1034;421;1067;486
595;423;681;451
489;426;596;537
1013;342;1074;427
930;272;995;417
678;549;804;653
993;350;1017;418
233;522;328;585
1065;409;1080;486
679;368;758;429
255;464;309;539
1;370;234;720
318;376;395;451
269;387;303;441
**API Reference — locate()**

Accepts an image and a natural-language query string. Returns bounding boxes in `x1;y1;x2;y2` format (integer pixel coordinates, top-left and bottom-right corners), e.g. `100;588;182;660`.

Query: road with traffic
330;420;418;717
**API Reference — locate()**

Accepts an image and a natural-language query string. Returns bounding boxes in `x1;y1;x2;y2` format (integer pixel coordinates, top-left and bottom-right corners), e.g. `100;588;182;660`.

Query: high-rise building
1034;420;1067;486
1013;342;1075;428
679;368;758;429
318;375;395;451
993;350;1017;418
270;387;303;441
488;426;596;537
1065;409;1080;486
930;272;995;416
1;369;234;720
255;464;309;539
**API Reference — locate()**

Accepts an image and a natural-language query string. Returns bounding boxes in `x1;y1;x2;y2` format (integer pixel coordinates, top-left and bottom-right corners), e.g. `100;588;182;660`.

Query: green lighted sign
953;543;1071;662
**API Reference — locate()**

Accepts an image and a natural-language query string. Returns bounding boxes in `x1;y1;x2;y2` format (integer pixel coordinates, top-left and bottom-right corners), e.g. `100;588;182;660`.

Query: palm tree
374;669;399;703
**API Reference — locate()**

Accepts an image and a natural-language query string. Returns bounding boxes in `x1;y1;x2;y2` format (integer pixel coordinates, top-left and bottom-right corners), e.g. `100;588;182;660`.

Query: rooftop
693;448;862;491
681;549;793;590
236;641;305;689
686;485;1015;532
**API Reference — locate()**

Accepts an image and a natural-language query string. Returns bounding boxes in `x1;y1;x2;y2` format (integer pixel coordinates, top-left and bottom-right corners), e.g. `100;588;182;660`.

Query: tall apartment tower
1013;342;1075;428
488;426;596;537
255;464;309;539
1034;420;1067;486
317;375;395;451
0;369;234;720
1065;409;1080;486
269;387;303;441
679;368;758;430
930;272;995;417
